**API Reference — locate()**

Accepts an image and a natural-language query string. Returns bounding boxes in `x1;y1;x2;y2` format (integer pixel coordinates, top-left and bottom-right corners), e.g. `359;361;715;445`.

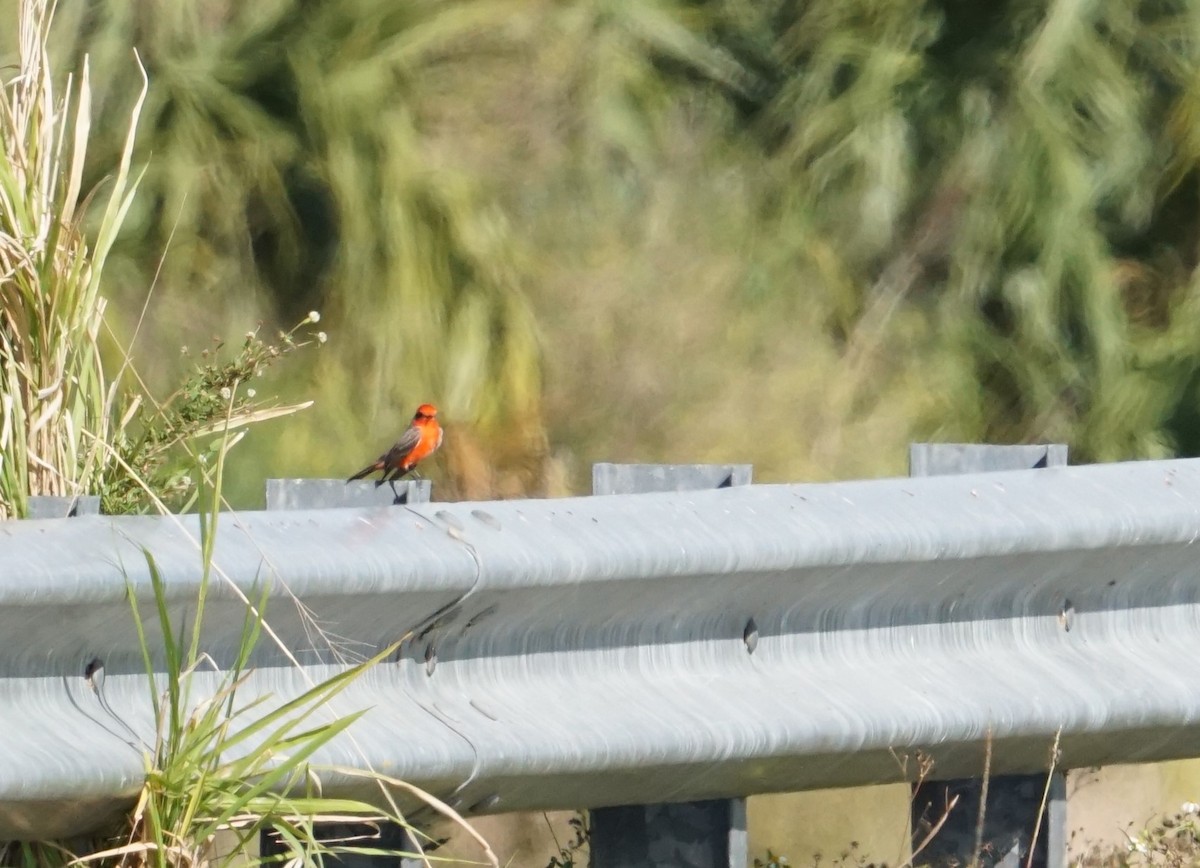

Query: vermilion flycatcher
347;403;444;486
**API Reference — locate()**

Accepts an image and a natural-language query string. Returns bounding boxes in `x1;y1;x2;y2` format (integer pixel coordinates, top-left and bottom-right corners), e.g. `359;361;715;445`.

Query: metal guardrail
4;457;1200;838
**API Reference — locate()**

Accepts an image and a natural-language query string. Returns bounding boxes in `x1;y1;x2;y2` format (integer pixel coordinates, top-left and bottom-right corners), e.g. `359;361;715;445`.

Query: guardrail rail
4;453;1200;866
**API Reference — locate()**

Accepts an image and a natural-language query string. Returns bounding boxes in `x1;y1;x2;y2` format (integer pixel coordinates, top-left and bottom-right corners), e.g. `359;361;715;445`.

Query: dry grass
0;0;145;518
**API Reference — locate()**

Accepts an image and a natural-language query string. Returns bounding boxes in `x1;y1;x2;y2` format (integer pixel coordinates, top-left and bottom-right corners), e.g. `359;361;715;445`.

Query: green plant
0;0;145;519
101;313;323;514
118;552;405;867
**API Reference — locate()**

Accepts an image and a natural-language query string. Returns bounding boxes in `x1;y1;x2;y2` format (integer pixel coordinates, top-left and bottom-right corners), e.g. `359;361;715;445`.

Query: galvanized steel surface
3;458;1200;836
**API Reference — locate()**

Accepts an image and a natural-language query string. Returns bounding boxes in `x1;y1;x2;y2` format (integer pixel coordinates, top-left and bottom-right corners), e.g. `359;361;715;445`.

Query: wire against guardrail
259;476;428;868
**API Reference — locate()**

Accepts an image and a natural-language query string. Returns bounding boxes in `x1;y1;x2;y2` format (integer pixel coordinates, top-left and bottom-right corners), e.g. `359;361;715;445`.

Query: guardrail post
259;476;427;866
908;444;1068;868
265;477;431;509
26;494;100;518
589;462;752;868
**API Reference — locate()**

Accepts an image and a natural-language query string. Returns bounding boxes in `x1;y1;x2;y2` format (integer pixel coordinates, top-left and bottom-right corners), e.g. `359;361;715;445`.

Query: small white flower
198;454;208;465
245;331;256;340
307;310;321;323
255;367;265;377
180;345;189;355
180;476;193;488
317;331;327;344
219;387;232;400
1183;802;1199;815
1127;837;1150;854
246;388;256;399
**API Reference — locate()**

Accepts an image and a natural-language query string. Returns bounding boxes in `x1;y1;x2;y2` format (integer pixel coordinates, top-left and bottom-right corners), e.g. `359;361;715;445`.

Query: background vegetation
6;0;1200;503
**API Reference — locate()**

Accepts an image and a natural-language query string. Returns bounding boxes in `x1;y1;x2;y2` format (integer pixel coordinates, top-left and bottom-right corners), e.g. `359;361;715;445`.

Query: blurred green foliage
7;0;1200;500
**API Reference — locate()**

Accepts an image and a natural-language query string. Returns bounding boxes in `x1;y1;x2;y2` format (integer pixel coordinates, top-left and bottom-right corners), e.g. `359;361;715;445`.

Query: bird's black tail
346;462;380;483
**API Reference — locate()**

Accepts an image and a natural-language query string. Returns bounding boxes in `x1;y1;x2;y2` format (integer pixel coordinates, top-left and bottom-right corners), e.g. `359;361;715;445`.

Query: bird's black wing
383;425;423;465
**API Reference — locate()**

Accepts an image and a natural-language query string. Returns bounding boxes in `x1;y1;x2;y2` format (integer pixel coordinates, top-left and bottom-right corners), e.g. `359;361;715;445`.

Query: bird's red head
414;403;438;420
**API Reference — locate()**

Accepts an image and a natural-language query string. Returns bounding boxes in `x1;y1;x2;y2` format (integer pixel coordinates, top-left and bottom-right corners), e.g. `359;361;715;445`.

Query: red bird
347;403;443;487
